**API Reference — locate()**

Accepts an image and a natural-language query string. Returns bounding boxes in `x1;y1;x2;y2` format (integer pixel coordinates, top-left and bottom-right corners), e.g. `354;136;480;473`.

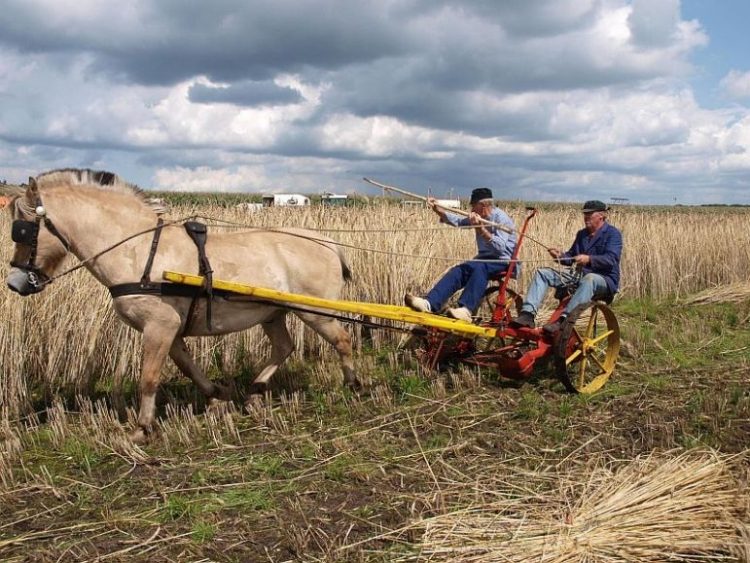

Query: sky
0;0;749;204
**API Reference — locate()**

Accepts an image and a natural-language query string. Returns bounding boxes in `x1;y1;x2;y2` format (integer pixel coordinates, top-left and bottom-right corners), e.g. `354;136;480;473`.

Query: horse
4;169;358;442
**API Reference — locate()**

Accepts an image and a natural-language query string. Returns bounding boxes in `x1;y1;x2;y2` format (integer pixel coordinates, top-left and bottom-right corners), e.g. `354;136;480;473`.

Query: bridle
10;192;71;293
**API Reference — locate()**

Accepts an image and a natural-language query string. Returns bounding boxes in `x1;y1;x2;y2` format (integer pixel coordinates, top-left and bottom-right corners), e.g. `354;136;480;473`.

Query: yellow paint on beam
162;270;498;338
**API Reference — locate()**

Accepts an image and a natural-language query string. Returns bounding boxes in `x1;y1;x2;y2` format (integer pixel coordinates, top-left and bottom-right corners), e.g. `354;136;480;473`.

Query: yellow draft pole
162;271;499;339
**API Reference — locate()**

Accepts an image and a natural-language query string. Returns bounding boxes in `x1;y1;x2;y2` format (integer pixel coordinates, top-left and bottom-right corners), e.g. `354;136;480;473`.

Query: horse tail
338;248;353;283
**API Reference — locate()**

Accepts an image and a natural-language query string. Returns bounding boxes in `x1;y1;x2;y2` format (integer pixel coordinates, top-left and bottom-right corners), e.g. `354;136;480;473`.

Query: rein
33;215;197;287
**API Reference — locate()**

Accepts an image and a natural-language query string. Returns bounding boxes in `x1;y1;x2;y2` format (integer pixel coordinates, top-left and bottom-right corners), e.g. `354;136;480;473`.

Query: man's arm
427;197;467;226
483;225;511;254
548;235;581;266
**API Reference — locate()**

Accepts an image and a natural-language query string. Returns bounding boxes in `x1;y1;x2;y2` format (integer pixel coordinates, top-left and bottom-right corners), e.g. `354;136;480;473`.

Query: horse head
6;177;71;295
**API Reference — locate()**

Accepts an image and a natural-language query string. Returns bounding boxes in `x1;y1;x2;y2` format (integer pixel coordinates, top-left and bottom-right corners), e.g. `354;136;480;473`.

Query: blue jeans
521;268;609;317
426;261;507;313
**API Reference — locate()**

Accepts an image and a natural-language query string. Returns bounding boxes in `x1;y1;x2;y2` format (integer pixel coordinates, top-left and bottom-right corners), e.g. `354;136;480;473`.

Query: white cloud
154;165;267;192
0;0;745;203
628;0;680;47
720;70;750;101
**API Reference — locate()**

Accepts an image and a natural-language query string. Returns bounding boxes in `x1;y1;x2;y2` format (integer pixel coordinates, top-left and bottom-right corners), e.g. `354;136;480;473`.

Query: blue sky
0;0;749;204
683;0;750;108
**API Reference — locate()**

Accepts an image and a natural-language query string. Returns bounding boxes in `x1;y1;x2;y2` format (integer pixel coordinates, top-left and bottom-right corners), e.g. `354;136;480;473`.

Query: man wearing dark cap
512;200;622;333
405;187;517;322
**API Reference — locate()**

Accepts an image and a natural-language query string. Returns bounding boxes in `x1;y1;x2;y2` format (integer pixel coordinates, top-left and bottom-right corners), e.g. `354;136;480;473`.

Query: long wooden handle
363;177;515;234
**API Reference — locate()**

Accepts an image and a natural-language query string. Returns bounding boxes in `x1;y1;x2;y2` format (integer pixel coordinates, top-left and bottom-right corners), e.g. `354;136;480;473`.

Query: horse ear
26;177;39;201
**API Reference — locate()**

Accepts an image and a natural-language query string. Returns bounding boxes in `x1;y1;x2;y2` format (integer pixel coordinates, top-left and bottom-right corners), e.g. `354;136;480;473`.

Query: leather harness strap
140;218;164;286
108;220;219;334
183;221;214;333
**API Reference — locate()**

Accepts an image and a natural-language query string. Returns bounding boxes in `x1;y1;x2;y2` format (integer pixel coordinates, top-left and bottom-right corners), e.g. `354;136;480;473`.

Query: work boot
405;294;431;313
510;311;535;328
447;307;473;322
543;315;567;335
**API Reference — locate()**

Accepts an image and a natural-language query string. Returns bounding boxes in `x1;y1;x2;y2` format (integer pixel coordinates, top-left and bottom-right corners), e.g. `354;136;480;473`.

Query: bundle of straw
399;452;747;562
683;282;750;305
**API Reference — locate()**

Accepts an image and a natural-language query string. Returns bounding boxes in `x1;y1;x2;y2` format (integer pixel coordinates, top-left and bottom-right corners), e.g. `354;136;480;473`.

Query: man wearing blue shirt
512;200;623;333
405;188;517;322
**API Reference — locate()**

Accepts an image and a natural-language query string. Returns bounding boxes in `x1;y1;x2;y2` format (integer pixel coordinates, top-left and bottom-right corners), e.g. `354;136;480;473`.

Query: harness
10;192;222;332
10;199;71;293
108;220;220;332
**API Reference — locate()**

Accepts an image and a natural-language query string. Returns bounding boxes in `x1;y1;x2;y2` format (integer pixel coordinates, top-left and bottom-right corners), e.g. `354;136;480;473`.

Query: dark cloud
188;81;303;106
0;0;413;85
0;0;745;203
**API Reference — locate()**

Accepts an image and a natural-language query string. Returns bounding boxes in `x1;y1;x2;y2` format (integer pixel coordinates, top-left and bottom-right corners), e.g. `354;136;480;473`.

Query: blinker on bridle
10;193;71;292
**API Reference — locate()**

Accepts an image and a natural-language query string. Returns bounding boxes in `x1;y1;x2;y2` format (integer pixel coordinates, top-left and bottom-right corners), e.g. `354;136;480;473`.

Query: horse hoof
213;383;233;402
345;378;363;393
129;428;148;444
248;382;267;396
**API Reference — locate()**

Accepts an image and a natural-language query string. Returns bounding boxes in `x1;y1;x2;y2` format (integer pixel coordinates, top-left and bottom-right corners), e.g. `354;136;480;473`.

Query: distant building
401;200;423;208
262;194;311;207
321;193;349;206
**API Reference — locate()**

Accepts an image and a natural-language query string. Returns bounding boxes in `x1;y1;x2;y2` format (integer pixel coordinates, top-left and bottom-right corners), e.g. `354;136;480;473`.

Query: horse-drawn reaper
4;169;621;442
4;169;358;442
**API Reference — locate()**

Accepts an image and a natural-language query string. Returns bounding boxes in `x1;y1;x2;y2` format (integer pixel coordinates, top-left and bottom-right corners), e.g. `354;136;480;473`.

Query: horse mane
35;168;145;201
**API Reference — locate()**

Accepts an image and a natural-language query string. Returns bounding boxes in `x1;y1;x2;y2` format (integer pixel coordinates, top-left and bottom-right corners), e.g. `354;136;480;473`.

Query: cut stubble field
0;201;749;561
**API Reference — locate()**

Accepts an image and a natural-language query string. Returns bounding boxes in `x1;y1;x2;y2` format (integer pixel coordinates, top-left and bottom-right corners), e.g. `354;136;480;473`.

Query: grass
0;295;747;560
3;201;750;420
2;198;750;559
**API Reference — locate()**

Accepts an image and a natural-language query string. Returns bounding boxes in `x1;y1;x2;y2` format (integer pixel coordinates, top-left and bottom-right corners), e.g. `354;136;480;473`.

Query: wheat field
1;202;749;419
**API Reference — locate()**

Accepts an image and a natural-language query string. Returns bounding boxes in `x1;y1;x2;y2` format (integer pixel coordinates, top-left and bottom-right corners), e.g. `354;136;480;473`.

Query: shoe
542;316;567;335
510;311;535;328
405;293;431;313
447;307;473;322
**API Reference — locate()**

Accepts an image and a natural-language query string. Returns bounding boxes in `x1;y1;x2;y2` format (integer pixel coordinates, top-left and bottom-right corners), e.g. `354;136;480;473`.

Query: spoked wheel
554;301;620;394
468;285;523;354
475;286;523;324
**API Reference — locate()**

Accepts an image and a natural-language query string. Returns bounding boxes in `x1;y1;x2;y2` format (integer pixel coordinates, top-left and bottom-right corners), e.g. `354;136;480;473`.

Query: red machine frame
414;208;620;394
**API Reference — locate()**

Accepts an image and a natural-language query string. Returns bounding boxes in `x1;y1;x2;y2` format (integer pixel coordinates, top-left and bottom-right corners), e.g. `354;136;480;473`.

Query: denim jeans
426;260;507;312
520;268;609;317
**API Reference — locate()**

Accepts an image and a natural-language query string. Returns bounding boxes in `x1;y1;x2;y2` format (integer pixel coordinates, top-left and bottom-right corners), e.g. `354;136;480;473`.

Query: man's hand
468;211;482;225
548;247;563;260
573;254;591;266
427;196;446;219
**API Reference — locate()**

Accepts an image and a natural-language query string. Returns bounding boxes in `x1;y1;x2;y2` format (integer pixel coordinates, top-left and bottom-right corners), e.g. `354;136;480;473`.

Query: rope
39;212;565;287
43;214;198;286
188;214;563;265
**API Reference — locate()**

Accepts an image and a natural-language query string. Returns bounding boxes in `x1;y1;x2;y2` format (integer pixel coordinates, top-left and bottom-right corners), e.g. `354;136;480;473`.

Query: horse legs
131;320;181;443
247;313;295;398
295;312;359;389
169;337;232;403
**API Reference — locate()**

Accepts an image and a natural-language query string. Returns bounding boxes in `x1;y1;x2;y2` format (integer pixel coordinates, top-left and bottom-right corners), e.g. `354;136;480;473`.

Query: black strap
109;282;235;299
183;221;214;331
140;218;164;286
108;219;219;334
43;217;70;251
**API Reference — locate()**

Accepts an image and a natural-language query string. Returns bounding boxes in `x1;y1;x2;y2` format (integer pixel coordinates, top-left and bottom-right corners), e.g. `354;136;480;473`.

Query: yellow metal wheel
554;301;620;394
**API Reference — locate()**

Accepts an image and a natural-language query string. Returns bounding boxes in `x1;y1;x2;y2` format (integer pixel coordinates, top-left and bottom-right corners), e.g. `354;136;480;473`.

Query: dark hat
470;187;493;204
582;200;608;212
